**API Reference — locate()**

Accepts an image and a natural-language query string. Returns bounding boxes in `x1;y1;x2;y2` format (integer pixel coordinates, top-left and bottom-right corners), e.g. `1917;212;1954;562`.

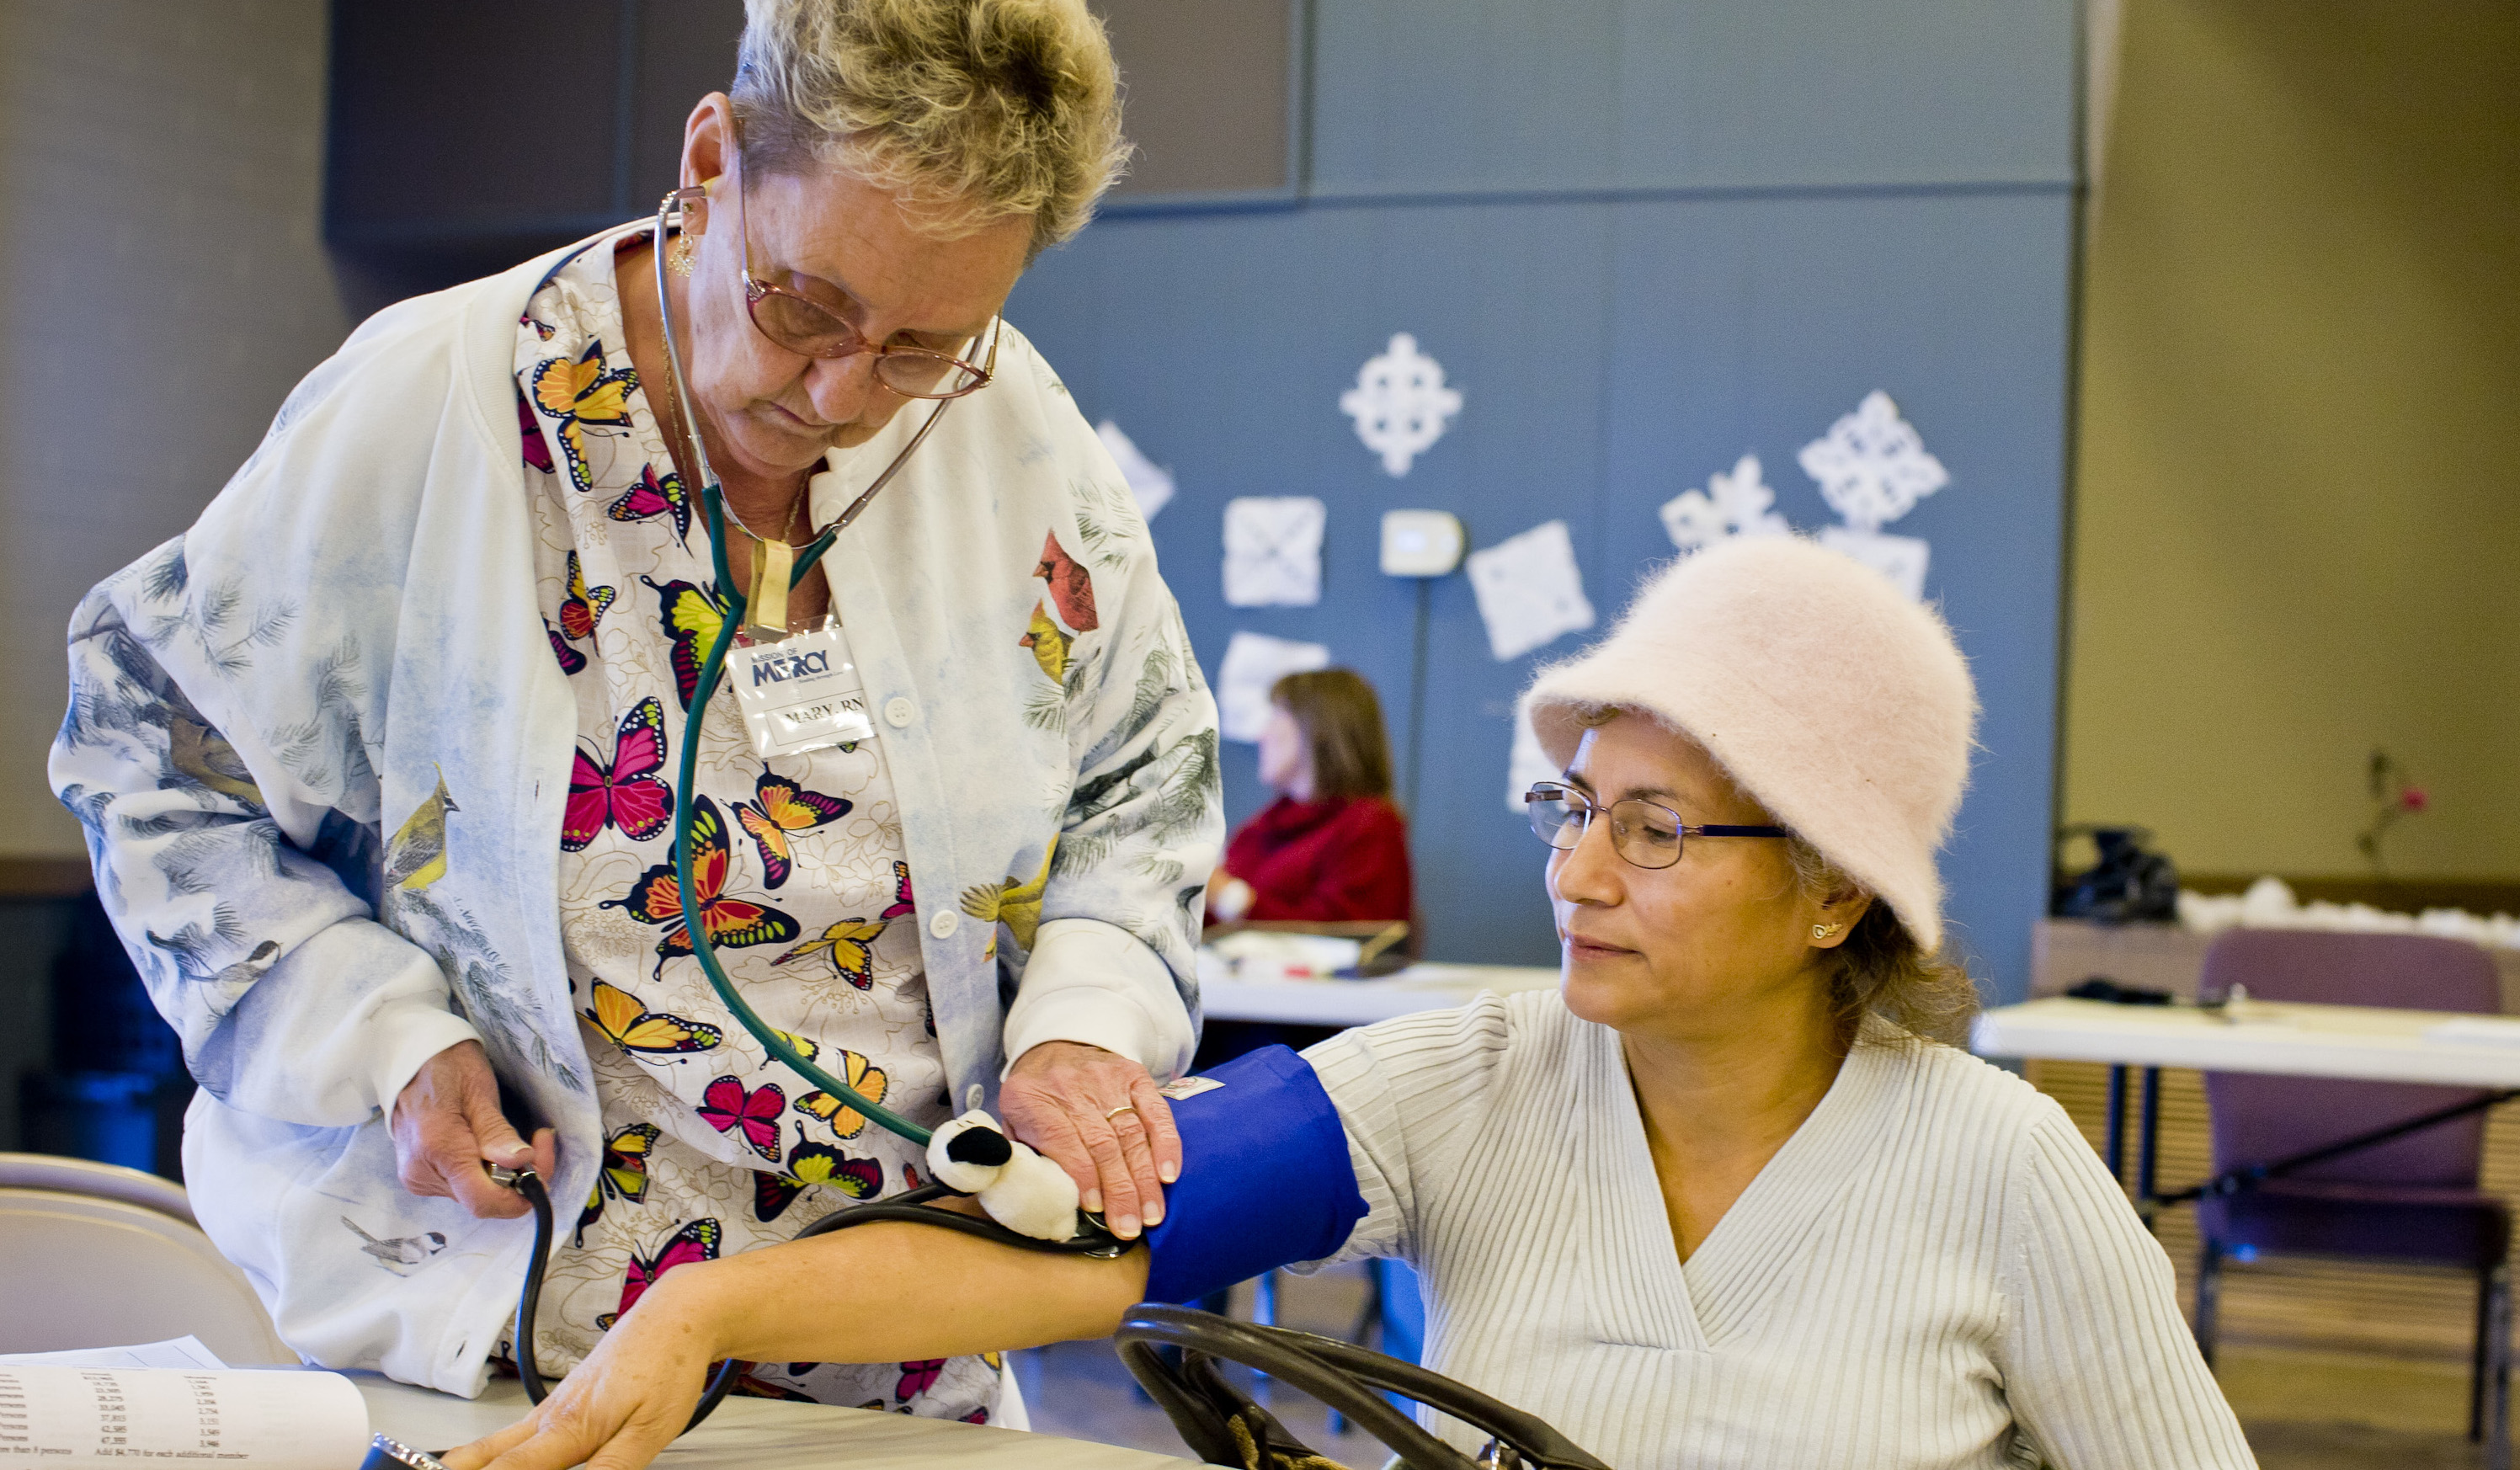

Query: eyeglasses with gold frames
1523;781;1788;871
673;136;999;401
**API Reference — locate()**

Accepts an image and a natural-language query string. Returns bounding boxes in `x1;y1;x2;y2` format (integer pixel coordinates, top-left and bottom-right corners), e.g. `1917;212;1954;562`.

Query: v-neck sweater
1299;991;2254;1469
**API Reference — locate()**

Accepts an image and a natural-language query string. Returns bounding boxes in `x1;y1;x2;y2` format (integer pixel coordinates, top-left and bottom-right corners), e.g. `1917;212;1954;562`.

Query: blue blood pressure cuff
1141;1044;1368;1303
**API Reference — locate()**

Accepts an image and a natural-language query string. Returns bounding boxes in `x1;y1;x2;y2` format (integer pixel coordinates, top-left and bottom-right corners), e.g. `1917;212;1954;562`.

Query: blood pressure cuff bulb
1141;1045;1368;1303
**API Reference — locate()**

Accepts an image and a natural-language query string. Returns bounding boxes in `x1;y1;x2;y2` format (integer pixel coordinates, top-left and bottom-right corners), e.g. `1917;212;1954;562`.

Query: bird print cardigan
48;237;1222;1394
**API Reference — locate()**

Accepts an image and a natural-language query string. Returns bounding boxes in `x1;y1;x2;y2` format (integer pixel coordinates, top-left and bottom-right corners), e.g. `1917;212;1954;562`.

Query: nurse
453;538;2253;1469
51;0;1217;1419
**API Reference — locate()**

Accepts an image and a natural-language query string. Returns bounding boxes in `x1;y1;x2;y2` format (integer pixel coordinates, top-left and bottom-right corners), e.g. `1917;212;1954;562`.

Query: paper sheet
1214;630;1331;743
1094;419;1175;521
1222;497;1327;608
1816;525;1931;602
0;1365;368;1470
0;1339;228;1371
1464;520;1596;662
1798;390;1948;533
1659;453;1793;550
1506;704;1559;813
1339;333;1463;477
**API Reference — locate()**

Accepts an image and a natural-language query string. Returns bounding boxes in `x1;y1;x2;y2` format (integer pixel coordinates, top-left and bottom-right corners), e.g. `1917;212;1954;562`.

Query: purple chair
2194;929;2509;1453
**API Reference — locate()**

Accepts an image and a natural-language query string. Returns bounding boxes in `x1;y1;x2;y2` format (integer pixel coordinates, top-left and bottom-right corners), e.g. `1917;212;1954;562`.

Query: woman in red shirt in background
1209;668;1412;924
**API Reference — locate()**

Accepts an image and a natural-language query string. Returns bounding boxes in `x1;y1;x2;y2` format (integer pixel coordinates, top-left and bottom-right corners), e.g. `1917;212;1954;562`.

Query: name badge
727;620;878;759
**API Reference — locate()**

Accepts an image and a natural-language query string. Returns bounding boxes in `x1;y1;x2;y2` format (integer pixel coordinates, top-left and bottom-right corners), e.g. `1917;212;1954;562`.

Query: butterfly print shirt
55;232;1217;1396
514;248;991;1417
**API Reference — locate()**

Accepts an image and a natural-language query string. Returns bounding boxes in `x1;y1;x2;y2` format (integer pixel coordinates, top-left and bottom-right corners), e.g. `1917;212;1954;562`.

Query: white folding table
350;1373;1198;1470
1201;961;1559;1028
1972;996;2520;1207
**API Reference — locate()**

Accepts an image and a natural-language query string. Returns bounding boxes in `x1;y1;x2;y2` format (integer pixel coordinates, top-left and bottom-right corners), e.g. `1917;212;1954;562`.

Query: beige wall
0;0;349;858
2064;0;2520;879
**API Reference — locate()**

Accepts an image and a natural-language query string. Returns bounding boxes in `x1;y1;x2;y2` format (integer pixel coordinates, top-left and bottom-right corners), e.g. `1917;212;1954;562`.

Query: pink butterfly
597;1218;720;1329
608;464;692;546
546;619;585;676
518;391;555;475
898;1360;947;1401
699;1073;786;1161
562;697;672;851
882;860;915;921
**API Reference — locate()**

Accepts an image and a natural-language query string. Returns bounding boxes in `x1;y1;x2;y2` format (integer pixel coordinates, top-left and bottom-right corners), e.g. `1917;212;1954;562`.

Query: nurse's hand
1001;1041;1180;1239
390;1040;557;1219
440;1268;715;1470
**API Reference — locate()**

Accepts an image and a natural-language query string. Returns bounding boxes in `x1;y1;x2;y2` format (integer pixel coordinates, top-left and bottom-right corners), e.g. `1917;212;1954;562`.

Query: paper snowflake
1796;391;1947;533
1658;453;1793;550
1340;333;1463;477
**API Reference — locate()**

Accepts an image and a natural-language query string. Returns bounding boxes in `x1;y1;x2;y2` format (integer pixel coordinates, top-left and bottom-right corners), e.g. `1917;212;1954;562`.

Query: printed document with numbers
0;1365;366;1469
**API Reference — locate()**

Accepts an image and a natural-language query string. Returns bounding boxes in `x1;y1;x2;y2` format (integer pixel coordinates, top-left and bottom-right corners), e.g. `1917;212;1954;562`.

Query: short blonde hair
733;0;1130;256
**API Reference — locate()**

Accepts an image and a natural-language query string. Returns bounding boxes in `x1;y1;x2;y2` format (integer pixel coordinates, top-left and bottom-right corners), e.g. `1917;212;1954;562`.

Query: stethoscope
486;184;1115;1433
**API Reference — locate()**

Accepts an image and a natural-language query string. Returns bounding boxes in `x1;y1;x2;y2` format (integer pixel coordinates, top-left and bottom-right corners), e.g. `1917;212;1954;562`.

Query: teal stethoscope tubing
651;184;963;1152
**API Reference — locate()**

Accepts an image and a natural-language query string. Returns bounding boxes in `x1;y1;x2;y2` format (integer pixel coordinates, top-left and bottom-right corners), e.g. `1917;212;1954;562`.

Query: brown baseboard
2182;872;2520;918
0;856;96;899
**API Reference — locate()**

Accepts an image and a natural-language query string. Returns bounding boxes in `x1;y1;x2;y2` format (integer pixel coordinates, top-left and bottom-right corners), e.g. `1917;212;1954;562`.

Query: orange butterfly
529;340;635;490
731;769;850;889
599;796;798;974
794;1050;891;1140
558;550;614;642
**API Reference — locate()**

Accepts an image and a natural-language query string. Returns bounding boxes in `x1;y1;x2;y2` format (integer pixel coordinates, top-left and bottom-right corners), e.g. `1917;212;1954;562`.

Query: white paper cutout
1215;630;1332;743
1659;452;1793;550
1797;390;1948;533
1817;525;1931;602
1339;333;1463;477
1095;419;1175;520
1222;496;1327;607
1465;519;1596;662
1506;704;1559;813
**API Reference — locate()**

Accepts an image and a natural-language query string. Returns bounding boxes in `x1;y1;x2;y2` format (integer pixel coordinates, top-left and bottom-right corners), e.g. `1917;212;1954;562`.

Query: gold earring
669;232;698;277
1812;923;1841;940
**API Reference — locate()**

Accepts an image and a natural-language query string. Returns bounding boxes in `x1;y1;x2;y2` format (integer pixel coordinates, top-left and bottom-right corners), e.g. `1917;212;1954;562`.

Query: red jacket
1220;795;1414;924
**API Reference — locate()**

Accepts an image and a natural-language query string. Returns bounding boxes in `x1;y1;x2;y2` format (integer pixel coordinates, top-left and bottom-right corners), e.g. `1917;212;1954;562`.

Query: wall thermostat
1379;509;1465;578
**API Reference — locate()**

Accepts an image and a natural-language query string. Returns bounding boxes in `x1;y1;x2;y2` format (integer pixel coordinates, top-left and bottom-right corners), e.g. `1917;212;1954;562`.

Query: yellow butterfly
795;1050;890;1140
576;1121;661;1242
580;978;722;1056
775;919;888;990
773;1029;820;1062
641;577;730;711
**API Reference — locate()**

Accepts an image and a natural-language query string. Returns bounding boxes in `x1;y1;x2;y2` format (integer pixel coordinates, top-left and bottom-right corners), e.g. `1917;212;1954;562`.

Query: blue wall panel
1007;3;2077;1000
1309;0;2079;196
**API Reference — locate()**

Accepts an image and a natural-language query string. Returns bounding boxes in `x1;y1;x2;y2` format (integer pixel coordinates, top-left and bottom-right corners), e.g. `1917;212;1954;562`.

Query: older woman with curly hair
450;538;2251;1470
51;0;1217;1420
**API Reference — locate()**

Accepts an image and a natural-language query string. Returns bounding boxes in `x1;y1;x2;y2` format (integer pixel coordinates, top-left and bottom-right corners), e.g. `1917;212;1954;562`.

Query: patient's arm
445;1219;1148;1470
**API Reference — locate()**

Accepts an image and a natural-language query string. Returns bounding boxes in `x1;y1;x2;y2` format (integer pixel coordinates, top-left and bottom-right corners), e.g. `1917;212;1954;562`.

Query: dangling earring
668;232;698;277
1812;923;1841;940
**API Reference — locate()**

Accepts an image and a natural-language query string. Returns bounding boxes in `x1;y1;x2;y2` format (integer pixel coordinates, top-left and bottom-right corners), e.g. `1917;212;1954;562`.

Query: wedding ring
1104;1104;1137;1121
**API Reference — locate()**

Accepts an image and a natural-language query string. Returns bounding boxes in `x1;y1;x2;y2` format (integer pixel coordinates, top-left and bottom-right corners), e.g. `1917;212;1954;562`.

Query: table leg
2106;1064;2128;1188
2137;1066;2162;1231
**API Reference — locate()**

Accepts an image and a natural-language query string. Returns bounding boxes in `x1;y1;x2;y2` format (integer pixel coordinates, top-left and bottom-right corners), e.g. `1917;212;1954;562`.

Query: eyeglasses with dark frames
1523;780;1788;871
694;129;999;401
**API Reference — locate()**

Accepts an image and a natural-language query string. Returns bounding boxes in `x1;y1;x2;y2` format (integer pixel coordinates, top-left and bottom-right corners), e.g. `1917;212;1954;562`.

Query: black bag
2050;824;2180;924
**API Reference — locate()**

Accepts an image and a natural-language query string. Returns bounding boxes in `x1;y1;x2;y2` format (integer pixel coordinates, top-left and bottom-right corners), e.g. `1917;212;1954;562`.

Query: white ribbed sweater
1298;992;2255;1469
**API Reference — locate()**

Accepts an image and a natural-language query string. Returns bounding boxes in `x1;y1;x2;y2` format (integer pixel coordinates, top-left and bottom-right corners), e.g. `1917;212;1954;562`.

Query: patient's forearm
651;1219;1151;1366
